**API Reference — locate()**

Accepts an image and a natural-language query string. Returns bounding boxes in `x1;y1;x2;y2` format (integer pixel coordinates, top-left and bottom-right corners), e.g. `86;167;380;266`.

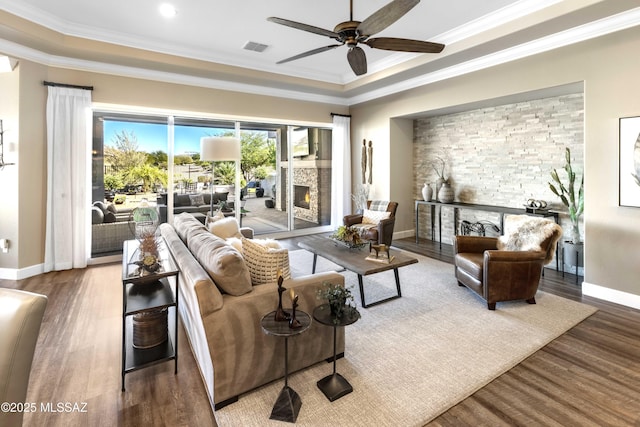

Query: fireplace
294;185;310;209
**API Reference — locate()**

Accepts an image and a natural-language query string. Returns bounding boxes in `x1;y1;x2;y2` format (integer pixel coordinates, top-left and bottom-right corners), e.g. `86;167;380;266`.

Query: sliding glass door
91;112;333;258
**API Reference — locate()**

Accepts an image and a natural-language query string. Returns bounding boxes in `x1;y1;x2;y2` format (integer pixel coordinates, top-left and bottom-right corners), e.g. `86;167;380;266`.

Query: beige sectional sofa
160;213;344;410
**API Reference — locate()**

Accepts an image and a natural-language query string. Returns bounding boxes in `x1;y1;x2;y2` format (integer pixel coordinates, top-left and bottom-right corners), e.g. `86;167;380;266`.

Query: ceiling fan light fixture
268;0;444;76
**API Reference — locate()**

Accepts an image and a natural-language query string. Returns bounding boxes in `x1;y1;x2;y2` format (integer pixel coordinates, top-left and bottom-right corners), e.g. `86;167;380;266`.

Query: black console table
415;200;560;270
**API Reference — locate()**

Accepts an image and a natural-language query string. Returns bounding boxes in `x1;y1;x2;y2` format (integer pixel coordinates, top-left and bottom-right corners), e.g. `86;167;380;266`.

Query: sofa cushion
208;217;243;240
189;194;205;206
174;213;207;243
175;194;192;207
103;211;117;223
362;208;391;225
106;203;118;215
159;223;223;316
242;238;291;285
188;231;252;296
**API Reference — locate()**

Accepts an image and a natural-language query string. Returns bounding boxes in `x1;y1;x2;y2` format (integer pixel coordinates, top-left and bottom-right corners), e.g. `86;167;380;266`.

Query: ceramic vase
438;182;454;204
421;183;432;201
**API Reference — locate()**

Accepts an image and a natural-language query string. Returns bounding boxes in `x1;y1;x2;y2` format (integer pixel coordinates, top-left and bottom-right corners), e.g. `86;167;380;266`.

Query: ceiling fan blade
357;0;420;37
365;37;444;53
268;17;341;39
276;44;343;64
347;46;367;76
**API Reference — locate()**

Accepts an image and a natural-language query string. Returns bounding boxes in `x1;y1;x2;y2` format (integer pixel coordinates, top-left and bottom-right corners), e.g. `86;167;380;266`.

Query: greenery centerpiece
549;147;584;244
317;282;360;322
330;225;367;249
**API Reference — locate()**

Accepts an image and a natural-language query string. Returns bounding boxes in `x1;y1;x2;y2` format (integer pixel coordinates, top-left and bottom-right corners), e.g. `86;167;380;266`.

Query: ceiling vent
243;41;269;53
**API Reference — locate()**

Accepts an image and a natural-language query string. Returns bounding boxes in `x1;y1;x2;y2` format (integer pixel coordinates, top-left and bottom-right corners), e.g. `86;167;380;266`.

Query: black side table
260;310;311;423
312;304;360;402
121;238;179;392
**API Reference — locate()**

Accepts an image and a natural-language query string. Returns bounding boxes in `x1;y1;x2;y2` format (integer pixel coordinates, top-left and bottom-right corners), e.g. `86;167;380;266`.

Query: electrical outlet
0;239;9;253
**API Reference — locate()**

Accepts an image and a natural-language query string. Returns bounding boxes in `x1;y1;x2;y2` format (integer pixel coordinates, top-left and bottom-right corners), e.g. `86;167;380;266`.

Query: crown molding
2;6;639;107
0;0;567;85
346;6;640;105
0;38;351;106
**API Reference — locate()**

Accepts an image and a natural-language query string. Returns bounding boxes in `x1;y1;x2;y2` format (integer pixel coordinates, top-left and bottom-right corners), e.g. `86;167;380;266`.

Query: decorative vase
421;183;432;201
438;182;454;204
435;177;445;194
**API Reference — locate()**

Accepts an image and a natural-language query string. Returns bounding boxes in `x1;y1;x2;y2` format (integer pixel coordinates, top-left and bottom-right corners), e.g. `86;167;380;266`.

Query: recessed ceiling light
159;3;177;18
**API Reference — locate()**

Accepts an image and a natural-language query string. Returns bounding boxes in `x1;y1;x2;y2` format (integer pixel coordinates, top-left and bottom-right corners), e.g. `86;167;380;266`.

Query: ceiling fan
267;0;445;76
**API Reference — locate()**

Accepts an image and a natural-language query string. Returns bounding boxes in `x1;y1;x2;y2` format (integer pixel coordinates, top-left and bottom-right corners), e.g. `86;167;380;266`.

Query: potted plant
330;225;367;249
549;147;584;266
317;282;360;321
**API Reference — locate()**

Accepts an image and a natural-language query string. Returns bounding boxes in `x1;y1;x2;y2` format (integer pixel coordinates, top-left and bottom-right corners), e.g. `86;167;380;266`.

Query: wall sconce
0;56;18;73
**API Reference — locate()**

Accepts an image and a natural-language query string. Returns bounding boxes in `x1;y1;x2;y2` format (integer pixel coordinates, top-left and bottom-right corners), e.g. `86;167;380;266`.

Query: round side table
261;310;311;423
312;304;360;402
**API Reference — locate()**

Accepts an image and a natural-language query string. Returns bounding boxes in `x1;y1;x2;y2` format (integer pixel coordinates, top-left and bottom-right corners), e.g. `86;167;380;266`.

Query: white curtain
44;86;92;272
331;115;352;227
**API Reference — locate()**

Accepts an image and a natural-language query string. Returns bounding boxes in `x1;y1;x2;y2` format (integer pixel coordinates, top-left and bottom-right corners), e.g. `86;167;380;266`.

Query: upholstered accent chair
0;289;48;427
344;200;398;247
454;215;562;310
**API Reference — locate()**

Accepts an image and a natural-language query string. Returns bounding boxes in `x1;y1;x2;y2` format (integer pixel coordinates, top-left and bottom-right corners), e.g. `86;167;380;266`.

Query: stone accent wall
413;93;584;263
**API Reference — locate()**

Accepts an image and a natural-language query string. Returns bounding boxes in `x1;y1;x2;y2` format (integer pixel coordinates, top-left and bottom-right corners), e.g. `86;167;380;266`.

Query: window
91;112;332;258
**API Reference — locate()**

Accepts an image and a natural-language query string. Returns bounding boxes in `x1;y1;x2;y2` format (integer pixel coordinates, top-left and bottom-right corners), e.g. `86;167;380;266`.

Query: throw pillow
242;238;291;285
362;208;391;225
188;231;252;296
91;206;104;224
93;201;108;213
209;217;242;239
226;237;243;253
206;210;225;226
189;194;205;206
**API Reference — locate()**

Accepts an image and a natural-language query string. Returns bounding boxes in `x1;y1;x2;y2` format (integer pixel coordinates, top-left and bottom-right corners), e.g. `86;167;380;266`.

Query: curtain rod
330;113;351;118
43;81;94;91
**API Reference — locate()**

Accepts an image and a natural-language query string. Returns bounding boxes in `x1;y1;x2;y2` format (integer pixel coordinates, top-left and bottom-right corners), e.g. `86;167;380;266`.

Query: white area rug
214;249;597;427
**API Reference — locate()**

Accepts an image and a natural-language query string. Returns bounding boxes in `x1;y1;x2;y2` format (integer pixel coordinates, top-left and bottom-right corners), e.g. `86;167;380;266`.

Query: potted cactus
549;147;584;268
549;147;584;243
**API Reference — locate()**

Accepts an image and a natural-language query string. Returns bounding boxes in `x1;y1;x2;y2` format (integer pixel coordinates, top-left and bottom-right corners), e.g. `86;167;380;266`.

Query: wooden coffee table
298;237;418;308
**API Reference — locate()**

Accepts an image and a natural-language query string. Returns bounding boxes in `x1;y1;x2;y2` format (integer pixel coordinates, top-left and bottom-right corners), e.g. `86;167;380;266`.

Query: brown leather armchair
344;200;398;247
454;218;561;310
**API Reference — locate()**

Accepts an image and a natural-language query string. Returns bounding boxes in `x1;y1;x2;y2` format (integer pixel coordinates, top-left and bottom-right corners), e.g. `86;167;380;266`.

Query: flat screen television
291;128;310;157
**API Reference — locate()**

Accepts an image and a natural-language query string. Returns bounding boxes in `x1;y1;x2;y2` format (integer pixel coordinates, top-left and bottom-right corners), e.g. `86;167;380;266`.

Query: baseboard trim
583;281;640;310
0;263;44;280
393;229;415;240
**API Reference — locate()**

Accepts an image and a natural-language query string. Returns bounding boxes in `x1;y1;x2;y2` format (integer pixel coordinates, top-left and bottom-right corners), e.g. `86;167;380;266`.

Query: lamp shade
200;137;241;161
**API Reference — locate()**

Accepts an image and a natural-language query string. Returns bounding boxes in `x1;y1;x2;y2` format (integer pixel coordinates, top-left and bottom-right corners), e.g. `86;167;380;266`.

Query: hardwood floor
1;235;638;426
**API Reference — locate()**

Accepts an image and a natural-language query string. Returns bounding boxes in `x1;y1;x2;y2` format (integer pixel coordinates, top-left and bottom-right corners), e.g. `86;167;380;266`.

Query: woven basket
132;309;168;349
242;238;291;285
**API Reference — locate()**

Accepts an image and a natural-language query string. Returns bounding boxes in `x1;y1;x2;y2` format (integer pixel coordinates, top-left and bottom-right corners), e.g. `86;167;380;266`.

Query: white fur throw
497;215;562;264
